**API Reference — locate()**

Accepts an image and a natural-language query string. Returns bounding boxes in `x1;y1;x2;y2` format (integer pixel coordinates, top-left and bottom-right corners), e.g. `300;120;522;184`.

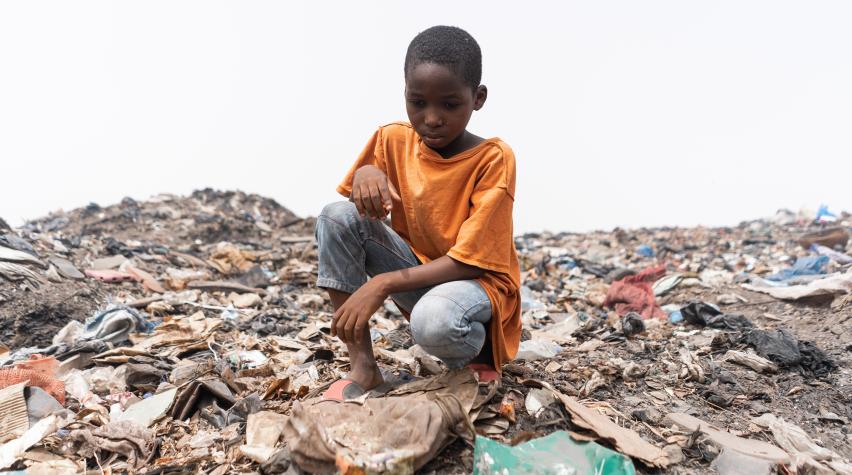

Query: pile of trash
0;191;850;474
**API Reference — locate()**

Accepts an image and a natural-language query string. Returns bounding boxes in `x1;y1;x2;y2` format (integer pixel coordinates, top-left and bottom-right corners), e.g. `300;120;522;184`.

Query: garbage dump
0;190;849;474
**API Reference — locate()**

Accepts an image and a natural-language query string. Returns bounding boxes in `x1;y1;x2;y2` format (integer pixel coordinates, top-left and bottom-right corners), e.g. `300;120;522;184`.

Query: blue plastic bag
766;255;829;282
636;245;655;257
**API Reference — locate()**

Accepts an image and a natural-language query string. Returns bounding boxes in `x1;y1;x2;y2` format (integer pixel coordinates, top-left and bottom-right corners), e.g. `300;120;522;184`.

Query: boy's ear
473;85;487;111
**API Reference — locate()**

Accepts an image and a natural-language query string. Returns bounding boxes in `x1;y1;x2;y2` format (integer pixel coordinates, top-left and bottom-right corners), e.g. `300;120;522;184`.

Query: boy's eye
444;103;460;109
408;100;426;107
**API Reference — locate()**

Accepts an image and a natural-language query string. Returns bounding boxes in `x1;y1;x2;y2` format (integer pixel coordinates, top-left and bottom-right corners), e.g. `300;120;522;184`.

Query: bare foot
347;357;384;390
326;288;384;390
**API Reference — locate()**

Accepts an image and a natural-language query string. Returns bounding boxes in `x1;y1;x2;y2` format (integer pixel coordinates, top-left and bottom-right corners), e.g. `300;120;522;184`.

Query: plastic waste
811;244;852;264
669;310;683;324
745;329;835;377
710;448;772;475
25;387;63;426
524;388;557;417
220;304;239;321
520;286;546;312
680;302;753;330
472;431;636;475
635;245;655;257
765;256;829;282
814;204;837;223
516;340;562;361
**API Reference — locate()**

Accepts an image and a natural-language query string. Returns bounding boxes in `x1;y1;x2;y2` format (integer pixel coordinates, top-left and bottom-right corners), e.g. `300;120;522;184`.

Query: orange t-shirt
336;122;521;369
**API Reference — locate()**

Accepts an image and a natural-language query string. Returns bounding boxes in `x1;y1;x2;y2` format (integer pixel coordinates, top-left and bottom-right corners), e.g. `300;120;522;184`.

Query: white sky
1;1;850;233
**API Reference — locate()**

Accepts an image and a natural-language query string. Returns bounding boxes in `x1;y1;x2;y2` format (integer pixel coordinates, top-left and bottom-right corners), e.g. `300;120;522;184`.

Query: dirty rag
65;420;153;468
604;265;667;319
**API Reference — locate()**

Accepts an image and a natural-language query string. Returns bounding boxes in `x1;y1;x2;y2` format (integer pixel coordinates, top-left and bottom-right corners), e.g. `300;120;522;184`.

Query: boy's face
404;63;486;151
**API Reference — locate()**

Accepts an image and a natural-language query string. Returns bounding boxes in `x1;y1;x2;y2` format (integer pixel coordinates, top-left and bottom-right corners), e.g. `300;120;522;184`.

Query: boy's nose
424;110;443;128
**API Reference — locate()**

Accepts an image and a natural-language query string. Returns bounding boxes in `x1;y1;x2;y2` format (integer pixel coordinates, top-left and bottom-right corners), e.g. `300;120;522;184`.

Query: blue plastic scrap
635;245;655;257
765;255;829;282
815;205;837;223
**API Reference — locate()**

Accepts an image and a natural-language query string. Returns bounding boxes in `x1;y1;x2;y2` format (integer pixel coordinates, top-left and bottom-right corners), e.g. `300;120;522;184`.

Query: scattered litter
745;328;835;376
665;412;789;464
680;301;753;330
0;192;848;473
744;269;852;301
710;448;773;475
516;339;562;361
722;350;777;373
752;413;852;474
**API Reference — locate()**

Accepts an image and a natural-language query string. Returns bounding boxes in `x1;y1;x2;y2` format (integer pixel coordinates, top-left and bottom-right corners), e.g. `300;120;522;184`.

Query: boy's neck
433;130;485;159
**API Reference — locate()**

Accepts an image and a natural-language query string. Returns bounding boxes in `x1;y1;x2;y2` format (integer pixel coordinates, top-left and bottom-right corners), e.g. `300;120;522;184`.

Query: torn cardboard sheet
535;380;669;468
0;382;29;439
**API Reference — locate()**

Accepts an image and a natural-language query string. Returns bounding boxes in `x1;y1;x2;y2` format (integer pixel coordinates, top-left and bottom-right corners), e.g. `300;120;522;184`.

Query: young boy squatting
316;26;521;399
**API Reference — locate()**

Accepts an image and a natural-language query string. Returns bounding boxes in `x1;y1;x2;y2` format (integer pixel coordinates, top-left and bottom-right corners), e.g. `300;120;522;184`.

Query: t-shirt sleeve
447;148;517;274
336;127;387;197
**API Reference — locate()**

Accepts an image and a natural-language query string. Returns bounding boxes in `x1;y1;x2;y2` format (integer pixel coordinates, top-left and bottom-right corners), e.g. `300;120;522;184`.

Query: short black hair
404;26;482;89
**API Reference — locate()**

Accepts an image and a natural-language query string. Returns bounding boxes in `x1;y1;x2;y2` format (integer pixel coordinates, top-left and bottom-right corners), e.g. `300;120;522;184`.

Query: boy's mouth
422;134;444;147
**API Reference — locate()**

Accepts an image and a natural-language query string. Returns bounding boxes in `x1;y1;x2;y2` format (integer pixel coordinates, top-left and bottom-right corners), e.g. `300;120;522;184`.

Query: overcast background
1;1;850;233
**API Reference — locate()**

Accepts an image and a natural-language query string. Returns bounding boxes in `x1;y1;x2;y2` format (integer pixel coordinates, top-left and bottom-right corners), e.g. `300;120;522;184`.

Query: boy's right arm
349;165;400;220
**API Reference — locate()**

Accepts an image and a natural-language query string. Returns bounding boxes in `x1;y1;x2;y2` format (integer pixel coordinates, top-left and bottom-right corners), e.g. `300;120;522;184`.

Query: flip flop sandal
467;363;500;384
321;379;367;402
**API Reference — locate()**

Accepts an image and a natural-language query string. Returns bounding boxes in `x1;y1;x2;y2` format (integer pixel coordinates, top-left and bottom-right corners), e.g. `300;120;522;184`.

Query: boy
316;26;520;400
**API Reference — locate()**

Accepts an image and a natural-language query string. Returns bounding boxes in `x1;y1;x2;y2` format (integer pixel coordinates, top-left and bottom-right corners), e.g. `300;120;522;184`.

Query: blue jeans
315;201;492;369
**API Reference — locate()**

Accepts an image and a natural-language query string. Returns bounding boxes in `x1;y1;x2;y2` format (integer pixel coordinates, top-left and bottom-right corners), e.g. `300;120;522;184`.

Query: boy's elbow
460;261;487;279
446;255;487;279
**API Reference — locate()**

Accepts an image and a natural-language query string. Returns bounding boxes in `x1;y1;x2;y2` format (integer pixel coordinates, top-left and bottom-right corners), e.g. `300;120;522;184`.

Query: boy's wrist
373;272;399;295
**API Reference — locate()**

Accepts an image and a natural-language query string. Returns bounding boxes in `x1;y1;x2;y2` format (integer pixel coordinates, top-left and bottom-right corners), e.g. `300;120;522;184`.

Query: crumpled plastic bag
744;329;835;377
766;256;829;282
680;301;753;331
473;431;636;475
282;370;477;474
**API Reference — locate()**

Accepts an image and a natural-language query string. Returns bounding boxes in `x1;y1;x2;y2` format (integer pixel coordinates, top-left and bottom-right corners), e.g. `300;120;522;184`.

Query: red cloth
604;265;667;319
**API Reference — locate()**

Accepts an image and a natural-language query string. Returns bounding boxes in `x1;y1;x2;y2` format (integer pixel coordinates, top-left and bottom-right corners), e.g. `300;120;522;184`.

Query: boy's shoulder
377;121;415;138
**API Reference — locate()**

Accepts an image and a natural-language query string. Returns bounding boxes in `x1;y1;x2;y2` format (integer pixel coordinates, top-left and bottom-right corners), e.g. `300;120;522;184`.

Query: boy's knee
319;201;359;223
410;296;461;349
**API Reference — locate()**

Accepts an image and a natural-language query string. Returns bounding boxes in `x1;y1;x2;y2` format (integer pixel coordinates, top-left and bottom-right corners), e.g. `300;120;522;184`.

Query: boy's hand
351;165;401;220
331;277;389;344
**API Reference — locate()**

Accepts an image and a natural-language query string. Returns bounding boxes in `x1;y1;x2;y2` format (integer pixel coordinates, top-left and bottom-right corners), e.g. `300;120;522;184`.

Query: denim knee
315;201;367;293
319;201;360;226
409;295;486;368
